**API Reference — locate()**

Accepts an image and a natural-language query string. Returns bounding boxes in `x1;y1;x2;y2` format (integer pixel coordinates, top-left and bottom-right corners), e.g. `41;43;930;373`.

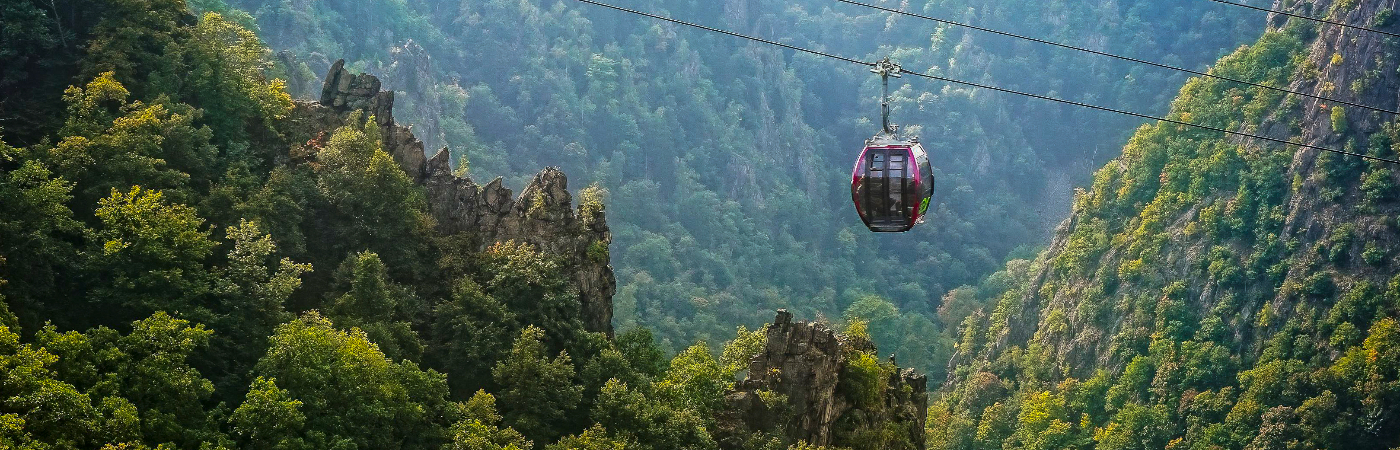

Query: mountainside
930;0;1400;448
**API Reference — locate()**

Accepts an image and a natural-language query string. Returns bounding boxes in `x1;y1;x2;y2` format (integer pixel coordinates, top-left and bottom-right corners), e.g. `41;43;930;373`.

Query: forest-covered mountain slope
929;0;1400;448
197;0;1266;379
0;1;929;447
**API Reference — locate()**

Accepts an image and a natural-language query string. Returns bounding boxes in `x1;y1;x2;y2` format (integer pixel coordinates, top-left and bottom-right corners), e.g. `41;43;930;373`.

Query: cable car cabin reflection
851;140;934;232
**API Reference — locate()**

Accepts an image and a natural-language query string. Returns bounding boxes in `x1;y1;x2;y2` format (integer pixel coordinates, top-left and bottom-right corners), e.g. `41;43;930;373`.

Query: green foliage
614;328;669;380
0;0;1348;447
0;140;83;331
206;219;310;392
183;12;292;147
492;326;584;443
578;183;606;219
327;251;423;361
252;312;452;449
547;424;630;450
838;352;891;409
88;186;216;321
38;312;219;447
719;325;767;377
428;277;519;396
446;390;533;450
312;117;433;280
929;15;1400;450
49;73;216;210
591;379;716;450
1376;8;1396;26
0;323;114;449
1333;0;1362;15
213;0;1267;383
229;377;307;450
655;344;728;417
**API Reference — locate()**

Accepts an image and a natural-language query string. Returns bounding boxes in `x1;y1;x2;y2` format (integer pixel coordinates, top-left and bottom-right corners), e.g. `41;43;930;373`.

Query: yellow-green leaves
655;343;726;416
447;390;533;450
60;72;131;137
94;186;214;263
492;326;582;443
189;12;293;123
229;377;306;450
88;187;214;318
253;312;451;449
719;325;766;378
51;74;216;210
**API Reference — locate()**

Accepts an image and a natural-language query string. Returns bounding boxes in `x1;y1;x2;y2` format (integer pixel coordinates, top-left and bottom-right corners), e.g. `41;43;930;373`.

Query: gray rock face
718;310;927;449
295;60;615;335
423;149;615;334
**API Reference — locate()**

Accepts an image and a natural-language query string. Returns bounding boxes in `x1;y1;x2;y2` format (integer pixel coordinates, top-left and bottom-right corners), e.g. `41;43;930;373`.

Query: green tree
48;73;217;210
475;241;583;347
719;325;766;378
0;322;117;449
655;343;728;418
229;377;307;450
326;251;422;362
79;0;188;98
613;328;668;380
590;379;715;450
428;277;519;397
312;116;433;282
0;141;83;331
0;0;81;144
547;425;630;450
207;219;310;394
492;325;583;443
86;186;216;324
37;312;220;447
446;390;533;450
252;312;452;449
182;12;292;151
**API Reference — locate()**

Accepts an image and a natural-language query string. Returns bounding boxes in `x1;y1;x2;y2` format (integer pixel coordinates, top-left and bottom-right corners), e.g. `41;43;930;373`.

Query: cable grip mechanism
871;58;903;135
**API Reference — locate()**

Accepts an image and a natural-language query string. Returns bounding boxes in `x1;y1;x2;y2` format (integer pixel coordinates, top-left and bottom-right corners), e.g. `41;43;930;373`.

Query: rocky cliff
719;310;927;450
290;60;615;334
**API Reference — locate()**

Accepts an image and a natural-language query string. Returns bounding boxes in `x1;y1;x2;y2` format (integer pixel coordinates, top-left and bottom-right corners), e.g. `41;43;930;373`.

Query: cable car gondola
852;59;934;233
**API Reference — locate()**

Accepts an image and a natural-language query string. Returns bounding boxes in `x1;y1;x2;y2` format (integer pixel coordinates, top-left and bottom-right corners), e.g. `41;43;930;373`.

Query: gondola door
853;146;916;232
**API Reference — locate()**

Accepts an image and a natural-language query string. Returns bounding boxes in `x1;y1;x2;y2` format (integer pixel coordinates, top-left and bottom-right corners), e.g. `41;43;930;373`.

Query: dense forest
9;0;1400;448
194;0;1266;379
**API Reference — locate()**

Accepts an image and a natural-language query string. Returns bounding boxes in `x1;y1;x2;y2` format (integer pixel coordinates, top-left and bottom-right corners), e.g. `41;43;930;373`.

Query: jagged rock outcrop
290;60;615;334
423;150;615;333
289;59;428;183
718;310;927;450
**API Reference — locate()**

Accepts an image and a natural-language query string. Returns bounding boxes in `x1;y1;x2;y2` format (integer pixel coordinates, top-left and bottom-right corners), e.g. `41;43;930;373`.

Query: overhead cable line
1203;0;1400;39
570;0;868;65
831;0;1400;117
567;0;1400;165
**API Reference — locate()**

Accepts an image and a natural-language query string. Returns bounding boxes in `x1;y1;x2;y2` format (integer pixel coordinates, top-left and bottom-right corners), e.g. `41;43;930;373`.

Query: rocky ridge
291;60;615;334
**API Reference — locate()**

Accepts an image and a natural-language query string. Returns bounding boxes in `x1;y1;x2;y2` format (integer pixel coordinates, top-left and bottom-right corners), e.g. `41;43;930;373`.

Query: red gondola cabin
851;135;934;232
